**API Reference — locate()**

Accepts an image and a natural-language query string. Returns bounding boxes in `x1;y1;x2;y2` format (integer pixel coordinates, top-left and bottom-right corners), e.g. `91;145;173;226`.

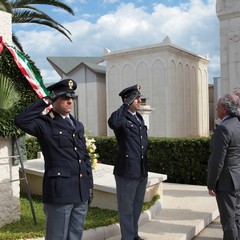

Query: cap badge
137;84;141;91
68;80;73;89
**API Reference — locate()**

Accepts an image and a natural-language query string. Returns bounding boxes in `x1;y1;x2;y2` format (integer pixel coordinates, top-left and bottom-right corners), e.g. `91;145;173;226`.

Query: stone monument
216;0;240;93
0;11;12;45
104;36;209;137
0;11;21;227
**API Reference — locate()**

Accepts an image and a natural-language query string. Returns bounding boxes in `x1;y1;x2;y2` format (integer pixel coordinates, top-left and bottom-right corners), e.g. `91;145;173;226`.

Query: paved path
192;216;222;240
27;182;222;240
86;183;221;240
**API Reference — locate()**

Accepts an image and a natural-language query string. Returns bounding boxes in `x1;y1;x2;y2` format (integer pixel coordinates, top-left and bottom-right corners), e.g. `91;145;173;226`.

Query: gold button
59;132;62;134
79;159;81;163
57;172;60;175
74;147;77;151
80;174;82;177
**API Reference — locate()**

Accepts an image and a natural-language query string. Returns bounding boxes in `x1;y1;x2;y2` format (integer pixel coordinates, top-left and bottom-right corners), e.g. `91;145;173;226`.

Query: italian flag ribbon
0;36;49;98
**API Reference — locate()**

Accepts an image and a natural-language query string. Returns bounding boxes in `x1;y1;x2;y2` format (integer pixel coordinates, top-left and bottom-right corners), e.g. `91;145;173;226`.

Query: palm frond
11;0;74;15
12;9;71;35
0;74;20;110
1;0;74;49
12;33;24;52
0;0;11;12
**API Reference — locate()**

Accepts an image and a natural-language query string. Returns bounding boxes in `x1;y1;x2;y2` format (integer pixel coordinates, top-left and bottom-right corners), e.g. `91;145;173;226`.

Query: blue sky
12;0;219;83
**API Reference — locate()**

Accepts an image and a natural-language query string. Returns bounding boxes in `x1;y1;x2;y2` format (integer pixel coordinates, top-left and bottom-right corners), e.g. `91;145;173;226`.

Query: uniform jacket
108;103;148;179
15;99;93;203
207;117;240;191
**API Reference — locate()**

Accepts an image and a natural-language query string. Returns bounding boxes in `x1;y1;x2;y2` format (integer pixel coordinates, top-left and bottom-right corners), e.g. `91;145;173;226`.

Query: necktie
65;117;75;130
134;114;141;123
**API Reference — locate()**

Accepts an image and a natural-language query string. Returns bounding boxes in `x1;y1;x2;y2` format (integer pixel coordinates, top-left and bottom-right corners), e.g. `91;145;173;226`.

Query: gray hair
219;94;240;117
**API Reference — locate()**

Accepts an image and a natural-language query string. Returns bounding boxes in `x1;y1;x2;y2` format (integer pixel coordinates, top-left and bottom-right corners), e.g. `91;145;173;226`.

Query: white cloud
103;0;119;3
15;0;220;83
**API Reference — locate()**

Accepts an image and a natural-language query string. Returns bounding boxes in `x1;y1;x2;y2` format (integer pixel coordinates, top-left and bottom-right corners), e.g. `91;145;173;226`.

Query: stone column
0;11;12;44
0;138;20;227
0;11;20;227
216;0;240;93
138;105;154;130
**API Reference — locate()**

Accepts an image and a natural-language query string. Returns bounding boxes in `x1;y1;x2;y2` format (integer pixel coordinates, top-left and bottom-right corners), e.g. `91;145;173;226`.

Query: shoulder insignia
49;111;55;119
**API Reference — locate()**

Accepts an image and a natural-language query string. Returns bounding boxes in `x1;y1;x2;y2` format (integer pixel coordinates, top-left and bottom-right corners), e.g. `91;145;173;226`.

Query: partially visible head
216;94;240;119
119;84;141;102
119;84;142;111
47;78;77;98
47;78;77;116
234;87;240;98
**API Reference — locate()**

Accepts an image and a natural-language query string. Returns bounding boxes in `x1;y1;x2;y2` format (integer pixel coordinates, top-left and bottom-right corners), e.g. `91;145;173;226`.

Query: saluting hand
46;91;67;103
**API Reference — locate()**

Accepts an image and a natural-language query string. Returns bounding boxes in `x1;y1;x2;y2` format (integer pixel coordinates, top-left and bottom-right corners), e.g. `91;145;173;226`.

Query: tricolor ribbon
0;36;49;99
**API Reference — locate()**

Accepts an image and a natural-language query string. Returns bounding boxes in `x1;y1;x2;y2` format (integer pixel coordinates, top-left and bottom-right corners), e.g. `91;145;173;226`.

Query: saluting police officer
108;84;148;240
15;78;93;240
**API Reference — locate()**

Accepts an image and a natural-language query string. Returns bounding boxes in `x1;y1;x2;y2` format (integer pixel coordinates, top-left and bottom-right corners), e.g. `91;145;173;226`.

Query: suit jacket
108;103;148;179
15;99;93;203
207;116;240;191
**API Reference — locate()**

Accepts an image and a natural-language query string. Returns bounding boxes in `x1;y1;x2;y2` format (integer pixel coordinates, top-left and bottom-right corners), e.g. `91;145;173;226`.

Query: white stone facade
72;70;106;136
105;37;209;137
0;11;12;45
48;60;107;136
0;138;20;227
217;0;240;93
0;11;20;228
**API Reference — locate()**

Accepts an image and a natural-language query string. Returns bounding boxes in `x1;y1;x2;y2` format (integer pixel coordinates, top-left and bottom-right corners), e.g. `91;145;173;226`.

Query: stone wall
0;11;12;44
0;11;20;228
105;36;209;137
0;138;20;227
216;0;240;94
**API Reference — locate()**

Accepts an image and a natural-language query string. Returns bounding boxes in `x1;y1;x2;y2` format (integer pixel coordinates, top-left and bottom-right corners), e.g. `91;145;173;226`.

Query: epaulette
48;111;55;119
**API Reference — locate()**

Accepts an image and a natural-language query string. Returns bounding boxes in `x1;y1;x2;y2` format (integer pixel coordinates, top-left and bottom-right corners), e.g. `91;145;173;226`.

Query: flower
85;134;99;170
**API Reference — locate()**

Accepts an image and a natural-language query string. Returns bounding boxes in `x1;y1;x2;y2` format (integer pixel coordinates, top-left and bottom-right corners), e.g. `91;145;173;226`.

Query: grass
0;194;160;240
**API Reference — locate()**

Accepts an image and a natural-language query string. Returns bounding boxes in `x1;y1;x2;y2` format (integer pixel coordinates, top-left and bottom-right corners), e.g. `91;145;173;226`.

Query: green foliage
1;0;74;51
24;136;211;185
25;137;41;160
142;194;160;212
94;136;211;185
0;74;20;109
0;194;159;239
147;137;211;185
0;195;45;240
0;48;38;138
93;136;118;165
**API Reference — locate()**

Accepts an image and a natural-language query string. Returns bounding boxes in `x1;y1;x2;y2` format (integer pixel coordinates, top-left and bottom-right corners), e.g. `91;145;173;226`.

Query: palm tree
0;73;20;110
0;0;74;51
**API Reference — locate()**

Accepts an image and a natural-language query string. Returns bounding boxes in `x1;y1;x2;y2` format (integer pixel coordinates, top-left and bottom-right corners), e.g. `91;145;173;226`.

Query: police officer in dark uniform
108;84;148;240
15;78;93;240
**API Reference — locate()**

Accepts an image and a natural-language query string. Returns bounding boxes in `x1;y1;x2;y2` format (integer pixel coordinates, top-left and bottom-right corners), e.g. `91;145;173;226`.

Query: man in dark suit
15;79;93;240
108;84;148;240
208;93;240;240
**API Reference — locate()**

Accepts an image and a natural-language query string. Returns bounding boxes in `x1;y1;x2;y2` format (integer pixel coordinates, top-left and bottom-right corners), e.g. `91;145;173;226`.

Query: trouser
44;201;88;240
216;189;240;240
115;175;148;240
